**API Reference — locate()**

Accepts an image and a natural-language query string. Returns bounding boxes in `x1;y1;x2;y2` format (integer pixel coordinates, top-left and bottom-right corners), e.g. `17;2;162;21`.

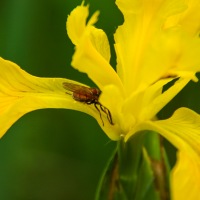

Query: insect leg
106;108;114;125
94;103;104;126
65;91;72;95
99;104;114;125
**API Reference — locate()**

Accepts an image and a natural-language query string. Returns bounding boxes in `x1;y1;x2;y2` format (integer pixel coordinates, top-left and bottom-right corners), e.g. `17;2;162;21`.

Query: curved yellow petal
126;107;200;200
66;4;90;45
139;77;191;121
150;108;200;154
67;5;110;61
99;84;127;136
114;0;186;93
140;29;200;82
159;29;200;78
165;0;200;36
126;107;200;156
66;4;123;91
0;57;118;139
118;77;190;139
171;151;200;200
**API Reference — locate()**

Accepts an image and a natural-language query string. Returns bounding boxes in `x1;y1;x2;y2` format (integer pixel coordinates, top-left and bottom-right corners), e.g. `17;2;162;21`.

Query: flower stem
146;134;170;200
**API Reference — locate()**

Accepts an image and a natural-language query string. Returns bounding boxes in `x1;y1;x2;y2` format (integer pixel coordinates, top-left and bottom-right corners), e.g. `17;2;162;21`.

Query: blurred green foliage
0;0;200;199
0;0;122;199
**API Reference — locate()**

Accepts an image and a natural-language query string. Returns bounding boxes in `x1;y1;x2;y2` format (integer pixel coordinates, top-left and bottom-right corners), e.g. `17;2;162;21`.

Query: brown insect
62;82;114;126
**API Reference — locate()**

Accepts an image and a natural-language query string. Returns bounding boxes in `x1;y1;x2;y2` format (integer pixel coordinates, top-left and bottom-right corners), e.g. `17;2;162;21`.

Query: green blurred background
0;0;200;199
0;0;121;199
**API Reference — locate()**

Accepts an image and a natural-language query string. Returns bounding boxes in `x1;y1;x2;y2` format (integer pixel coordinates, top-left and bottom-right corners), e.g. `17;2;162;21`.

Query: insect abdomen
73;92;93;102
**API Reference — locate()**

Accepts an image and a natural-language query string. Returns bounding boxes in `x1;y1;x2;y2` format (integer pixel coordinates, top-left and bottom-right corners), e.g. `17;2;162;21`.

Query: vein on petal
114;0;189;93
0;57;113;138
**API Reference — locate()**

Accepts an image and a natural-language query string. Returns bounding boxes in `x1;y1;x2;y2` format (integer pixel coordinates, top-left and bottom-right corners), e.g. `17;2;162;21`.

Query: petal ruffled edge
66;3;123;92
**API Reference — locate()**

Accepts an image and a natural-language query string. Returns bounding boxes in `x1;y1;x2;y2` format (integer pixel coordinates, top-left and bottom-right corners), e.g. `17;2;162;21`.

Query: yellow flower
1;0;200;199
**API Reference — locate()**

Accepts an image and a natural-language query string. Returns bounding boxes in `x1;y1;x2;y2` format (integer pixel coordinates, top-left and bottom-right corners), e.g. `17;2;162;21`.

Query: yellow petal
139;77;191;121
127;107;200;155
67;4;110;62
67;3;123;91
0;57;118;138
171;151;200;200
119;77;190;138
159;29;200;78
66;4;90;45
114;0;186;93
126;107;200;200
99;84;126;134
165;0;200;36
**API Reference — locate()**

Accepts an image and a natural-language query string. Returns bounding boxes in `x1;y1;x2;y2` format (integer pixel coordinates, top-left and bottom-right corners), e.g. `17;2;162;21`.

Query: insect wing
63;82;113;125
63;82;91;95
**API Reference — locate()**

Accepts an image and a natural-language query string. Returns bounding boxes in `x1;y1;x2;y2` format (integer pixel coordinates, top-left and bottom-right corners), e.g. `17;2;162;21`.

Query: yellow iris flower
1;0;200;199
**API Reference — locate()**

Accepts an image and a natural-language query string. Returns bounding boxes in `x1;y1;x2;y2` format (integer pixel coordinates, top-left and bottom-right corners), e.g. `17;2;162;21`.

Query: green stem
147;134;170;200
107;153;119;200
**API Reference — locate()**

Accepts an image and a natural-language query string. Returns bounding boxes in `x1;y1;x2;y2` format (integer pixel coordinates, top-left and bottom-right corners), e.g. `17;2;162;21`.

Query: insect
62;82;114;126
